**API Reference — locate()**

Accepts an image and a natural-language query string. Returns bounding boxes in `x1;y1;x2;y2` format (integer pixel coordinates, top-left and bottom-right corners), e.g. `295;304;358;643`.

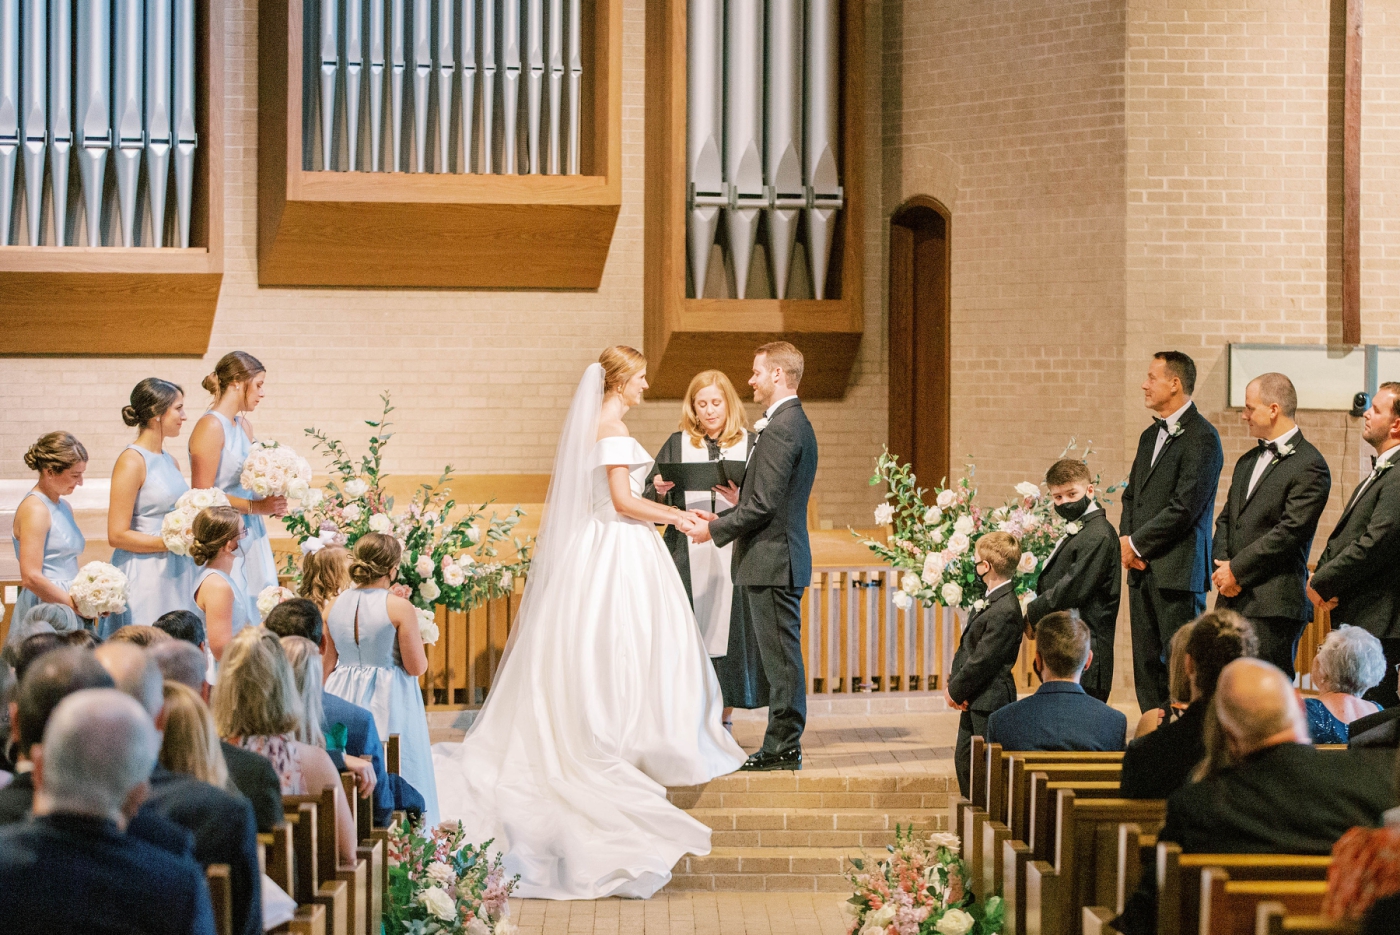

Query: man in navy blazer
985;611;1127;752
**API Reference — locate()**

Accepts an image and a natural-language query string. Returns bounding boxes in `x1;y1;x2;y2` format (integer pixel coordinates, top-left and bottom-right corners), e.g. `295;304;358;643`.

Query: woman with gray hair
1307;625;1387;743
2;602;83;657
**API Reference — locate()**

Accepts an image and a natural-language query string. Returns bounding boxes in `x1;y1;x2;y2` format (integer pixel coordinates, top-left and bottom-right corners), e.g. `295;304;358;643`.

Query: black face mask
1055;496;1091;522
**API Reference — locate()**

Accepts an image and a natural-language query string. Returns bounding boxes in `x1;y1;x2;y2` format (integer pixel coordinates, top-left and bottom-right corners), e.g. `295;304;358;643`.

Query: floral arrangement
161;488;232;556
843;828;1003;935
69;561;129;618
385;817;518;934
240;440;315;502
282;395;531;615
257;585;297;620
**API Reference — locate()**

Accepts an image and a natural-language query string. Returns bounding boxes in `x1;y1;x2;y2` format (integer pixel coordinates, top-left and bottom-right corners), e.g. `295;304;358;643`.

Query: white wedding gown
432;369;746;900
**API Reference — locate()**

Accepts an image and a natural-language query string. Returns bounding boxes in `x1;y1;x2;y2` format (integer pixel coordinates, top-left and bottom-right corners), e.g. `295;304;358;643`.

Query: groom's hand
690;519;713;544
692;509;718;522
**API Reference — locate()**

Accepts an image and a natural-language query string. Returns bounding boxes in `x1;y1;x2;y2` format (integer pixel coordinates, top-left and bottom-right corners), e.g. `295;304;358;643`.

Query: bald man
1212;373;1331;678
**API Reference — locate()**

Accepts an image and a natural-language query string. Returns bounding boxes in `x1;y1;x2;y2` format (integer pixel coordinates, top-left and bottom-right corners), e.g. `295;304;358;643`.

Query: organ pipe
172;0;194;246
565;0;578;174
501;0;519;174
724;0;763;299
145;0;172;246
804;0;842;300
436;0;452;172
479;0;493;172
75;0;109;247
19;0;42;245
390;0;404;170
320;0;338;170
685;0;722;297
526;0;541;174
458;0;475;171
346;0;363;170
0;0;16;247
764;0;801;299
48;0;69;245
369;0;385;170
411;0;429;172
546;0;560;174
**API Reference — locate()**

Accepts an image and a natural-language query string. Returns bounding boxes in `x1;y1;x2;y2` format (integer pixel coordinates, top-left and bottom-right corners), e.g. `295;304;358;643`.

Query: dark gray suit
709;397;818;755
1212;432;1331;677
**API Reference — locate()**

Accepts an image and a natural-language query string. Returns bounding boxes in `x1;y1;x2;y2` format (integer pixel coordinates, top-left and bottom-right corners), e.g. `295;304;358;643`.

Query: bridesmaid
10;432;88;635
189;351;286;621
645;370;767;731
191;506;254;664
105;379;198;636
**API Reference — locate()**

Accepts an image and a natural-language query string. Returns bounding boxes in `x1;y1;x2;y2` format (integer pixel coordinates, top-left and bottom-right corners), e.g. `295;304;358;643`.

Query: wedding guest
1212;373;1331;678
215;627;356;866
1120;351;1224;712
1024;458;1121;701
191;506;254;663
1310;381;1400;708
297;543;351;626
0;689;215;935
646;370;761;729
2;604;80;663
10;432;87;632
108;625;173;648
1132;620;1195;739
280;635;375;801
1120;609;1257;799
323;533;438;824
948;531;1026;797
1305;626;1386;743
189;351;284;622
153;609;207;648
9;633;63;683
159;680;229;787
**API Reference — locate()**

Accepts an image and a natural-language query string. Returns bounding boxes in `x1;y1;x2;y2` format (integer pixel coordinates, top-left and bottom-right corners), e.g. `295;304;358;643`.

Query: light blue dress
324;587;439;825
204;411;279;621
194;566;254;660
103;446;199;636
10;490;85;635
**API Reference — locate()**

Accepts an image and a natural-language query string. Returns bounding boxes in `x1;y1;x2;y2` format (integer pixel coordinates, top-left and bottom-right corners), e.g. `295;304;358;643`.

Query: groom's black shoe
740;749;802;772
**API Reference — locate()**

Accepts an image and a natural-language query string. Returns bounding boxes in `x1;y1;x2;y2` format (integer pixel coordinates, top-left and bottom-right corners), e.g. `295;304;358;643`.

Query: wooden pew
386;734;401;775
282;798;349;935
1081;905;1125;935
988;746;1123;825
274;904;328;935
1255;904;1361;935
1155;844;1331;935
1007;753;1124;841
1199;871;1326;935
207;864;232;935
956;736;988;867
1029;775;1124;861
286;788;368;935
260;823;297;901
340;770;384;935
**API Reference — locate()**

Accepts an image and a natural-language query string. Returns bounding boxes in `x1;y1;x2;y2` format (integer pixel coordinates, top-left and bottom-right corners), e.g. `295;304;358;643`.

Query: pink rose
390;584;412;599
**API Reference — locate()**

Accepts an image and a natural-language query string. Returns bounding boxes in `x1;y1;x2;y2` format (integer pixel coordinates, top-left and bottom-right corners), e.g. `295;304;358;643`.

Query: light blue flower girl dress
9;491;84;637
104;446;199;635
323;587;439;825
205;411;279;620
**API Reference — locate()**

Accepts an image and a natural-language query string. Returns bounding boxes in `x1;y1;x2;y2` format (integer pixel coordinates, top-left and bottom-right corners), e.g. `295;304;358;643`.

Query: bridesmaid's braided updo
203;351;265;397
122;378;184;428
24;431;88;475
190;507;242;566
349;533;402;586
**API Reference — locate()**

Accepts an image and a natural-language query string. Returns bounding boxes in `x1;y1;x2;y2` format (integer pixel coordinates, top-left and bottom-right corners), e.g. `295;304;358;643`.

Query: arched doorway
888;197;951;492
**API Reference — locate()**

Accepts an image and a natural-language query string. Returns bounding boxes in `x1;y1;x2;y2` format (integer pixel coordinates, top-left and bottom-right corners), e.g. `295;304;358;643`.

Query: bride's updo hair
349;533;402;586
122;378;183;428
190;507;242;566
202;351;265;397
24;432;88;475
599;345;646;394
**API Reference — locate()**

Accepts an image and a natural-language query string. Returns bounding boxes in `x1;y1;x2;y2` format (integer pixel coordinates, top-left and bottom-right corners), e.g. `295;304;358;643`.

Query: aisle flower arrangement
843;828;1003;935
385;818;519;934
282;395;531;614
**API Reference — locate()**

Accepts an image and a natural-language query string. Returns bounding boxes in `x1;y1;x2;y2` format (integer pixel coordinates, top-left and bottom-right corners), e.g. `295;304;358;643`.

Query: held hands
1119;535;1147;571
1212;559;1242;597
673;510;704;537
944;688;968;712
652;474;676;497
687;509;718;544
1307;581;1339;612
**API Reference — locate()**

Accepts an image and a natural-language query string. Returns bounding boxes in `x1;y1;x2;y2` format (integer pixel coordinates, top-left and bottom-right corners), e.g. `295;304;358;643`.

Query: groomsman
1309;382;1400;708
1211;373;1331;679
1025;459;1122;702
1119;351;1224;712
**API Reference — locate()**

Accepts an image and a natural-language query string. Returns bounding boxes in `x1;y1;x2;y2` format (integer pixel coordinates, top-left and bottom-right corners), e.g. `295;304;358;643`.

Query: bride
432;346;747;899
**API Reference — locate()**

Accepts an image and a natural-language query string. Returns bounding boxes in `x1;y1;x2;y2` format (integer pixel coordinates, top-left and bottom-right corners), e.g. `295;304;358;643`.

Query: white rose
941;582;963;607
936;489;956;509
464;919;491;935
343;478;368;498
1065;521;1081;535
457;554;476;568
901;573;920;595
893;590;913;611
443;563;465;586
368;512;393;534
1015;481;1041;500
947;532;970;555
257;586;292;620
873;503;895;526
417;886;457;922
953;514;974;536
341;504;362;522
922;552;946;584
426;861;456;887
865;904;897;930
418;579;441;603
935;908;975;935
415;554;435;577
465;525;482;545
928;831;960;851
500;571;513;590
420;621;441;646
1018;551;1037;575
923;505;942;525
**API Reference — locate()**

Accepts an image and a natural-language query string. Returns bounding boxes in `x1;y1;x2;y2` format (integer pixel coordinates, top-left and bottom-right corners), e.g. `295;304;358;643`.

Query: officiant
646;370;769;730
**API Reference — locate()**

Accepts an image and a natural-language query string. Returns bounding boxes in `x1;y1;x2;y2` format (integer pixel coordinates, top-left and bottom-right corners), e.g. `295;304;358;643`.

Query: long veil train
431;363;746;899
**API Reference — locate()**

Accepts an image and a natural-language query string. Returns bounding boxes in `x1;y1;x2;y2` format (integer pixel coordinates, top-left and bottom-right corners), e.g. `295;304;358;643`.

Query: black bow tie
1372;455;1379;471
704;436;722;461
1154;418;1169;433
1258;440;1279;455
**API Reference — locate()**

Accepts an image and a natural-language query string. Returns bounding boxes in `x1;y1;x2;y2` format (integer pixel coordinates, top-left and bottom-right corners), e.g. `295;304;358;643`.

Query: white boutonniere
1271;442;1296;464
754;417;770;434
1064;521;1082;536
972;599;987;612
1166;421;1185;439
1378;459;1396;476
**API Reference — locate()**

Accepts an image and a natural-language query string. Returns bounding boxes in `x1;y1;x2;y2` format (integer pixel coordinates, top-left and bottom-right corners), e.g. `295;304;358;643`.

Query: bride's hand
674;511;701;535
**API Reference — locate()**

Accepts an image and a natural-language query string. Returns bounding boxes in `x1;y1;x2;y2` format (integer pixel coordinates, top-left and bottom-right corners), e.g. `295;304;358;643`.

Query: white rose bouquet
68;561;130;618
257;585;296;620
161;488;232;556
843;826;1004;935
239;441;313;502
385;818;518;933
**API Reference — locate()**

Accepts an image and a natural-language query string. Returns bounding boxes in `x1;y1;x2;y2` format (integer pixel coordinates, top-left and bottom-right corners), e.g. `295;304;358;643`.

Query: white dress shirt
765;393;799;420
1246;425;1300;498
1151;400;1195;465
1349;443;1400;507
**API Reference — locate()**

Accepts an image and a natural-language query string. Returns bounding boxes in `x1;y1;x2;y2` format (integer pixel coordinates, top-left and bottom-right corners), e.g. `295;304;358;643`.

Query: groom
691;341;819;771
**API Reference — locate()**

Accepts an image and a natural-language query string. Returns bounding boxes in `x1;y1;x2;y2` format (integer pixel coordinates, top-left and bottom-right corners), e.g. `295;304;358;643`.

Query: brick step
665;847;862;893
690;807;945;849
668;774;951;811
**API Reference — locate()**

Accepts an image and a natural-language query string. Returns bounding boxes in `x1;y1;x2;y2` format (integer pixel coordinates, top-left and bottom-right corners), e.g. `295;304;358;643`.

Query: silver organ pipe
145;0;172;246
764;0;801;299
112;0;142;247
0;0;16;247
458;0;474;172
565;0;578;174
345;0;363;170
479;0;493;172
525;0;541;174
435;0;451;172
685;0;721;297
19;0;42;245
723;0;763;299
545;0;560;174
75;0;109;247
411;0;429;172
804;0;841;300
369;0;385;170
390;0;404;170
47;0;69;245
500;0;519;174
320;0;338;170
172;0;194;246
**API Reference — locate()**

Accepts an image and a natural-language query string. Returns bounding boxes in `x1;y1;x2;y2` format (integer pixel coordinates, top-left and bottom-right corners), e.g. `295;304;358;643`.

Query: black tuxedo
1120;402;1224;710
948;583;1025;797
1212;432;1331;676
1025;508;1121;701
710;397;819;755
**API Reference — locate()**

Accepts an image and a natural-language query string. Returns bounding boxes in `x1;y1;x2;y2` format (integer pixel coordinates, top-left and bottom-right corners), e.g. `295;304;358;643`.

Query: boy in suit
948;531;1026;797
1025;458;1122;701
985;611;1126;752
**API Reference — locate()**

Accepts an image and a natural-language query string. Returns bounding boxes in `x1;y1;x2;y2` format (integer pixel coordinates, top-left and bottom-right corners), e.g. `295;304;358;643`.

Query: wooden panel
643;0;865;400
0;0;223;354
258;0;622;289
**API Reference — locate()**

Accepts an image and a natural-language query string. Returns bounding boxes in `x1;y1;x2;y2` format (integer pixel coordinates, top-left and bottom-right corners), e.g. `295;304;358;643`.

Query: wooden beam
1343;0;1362;345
